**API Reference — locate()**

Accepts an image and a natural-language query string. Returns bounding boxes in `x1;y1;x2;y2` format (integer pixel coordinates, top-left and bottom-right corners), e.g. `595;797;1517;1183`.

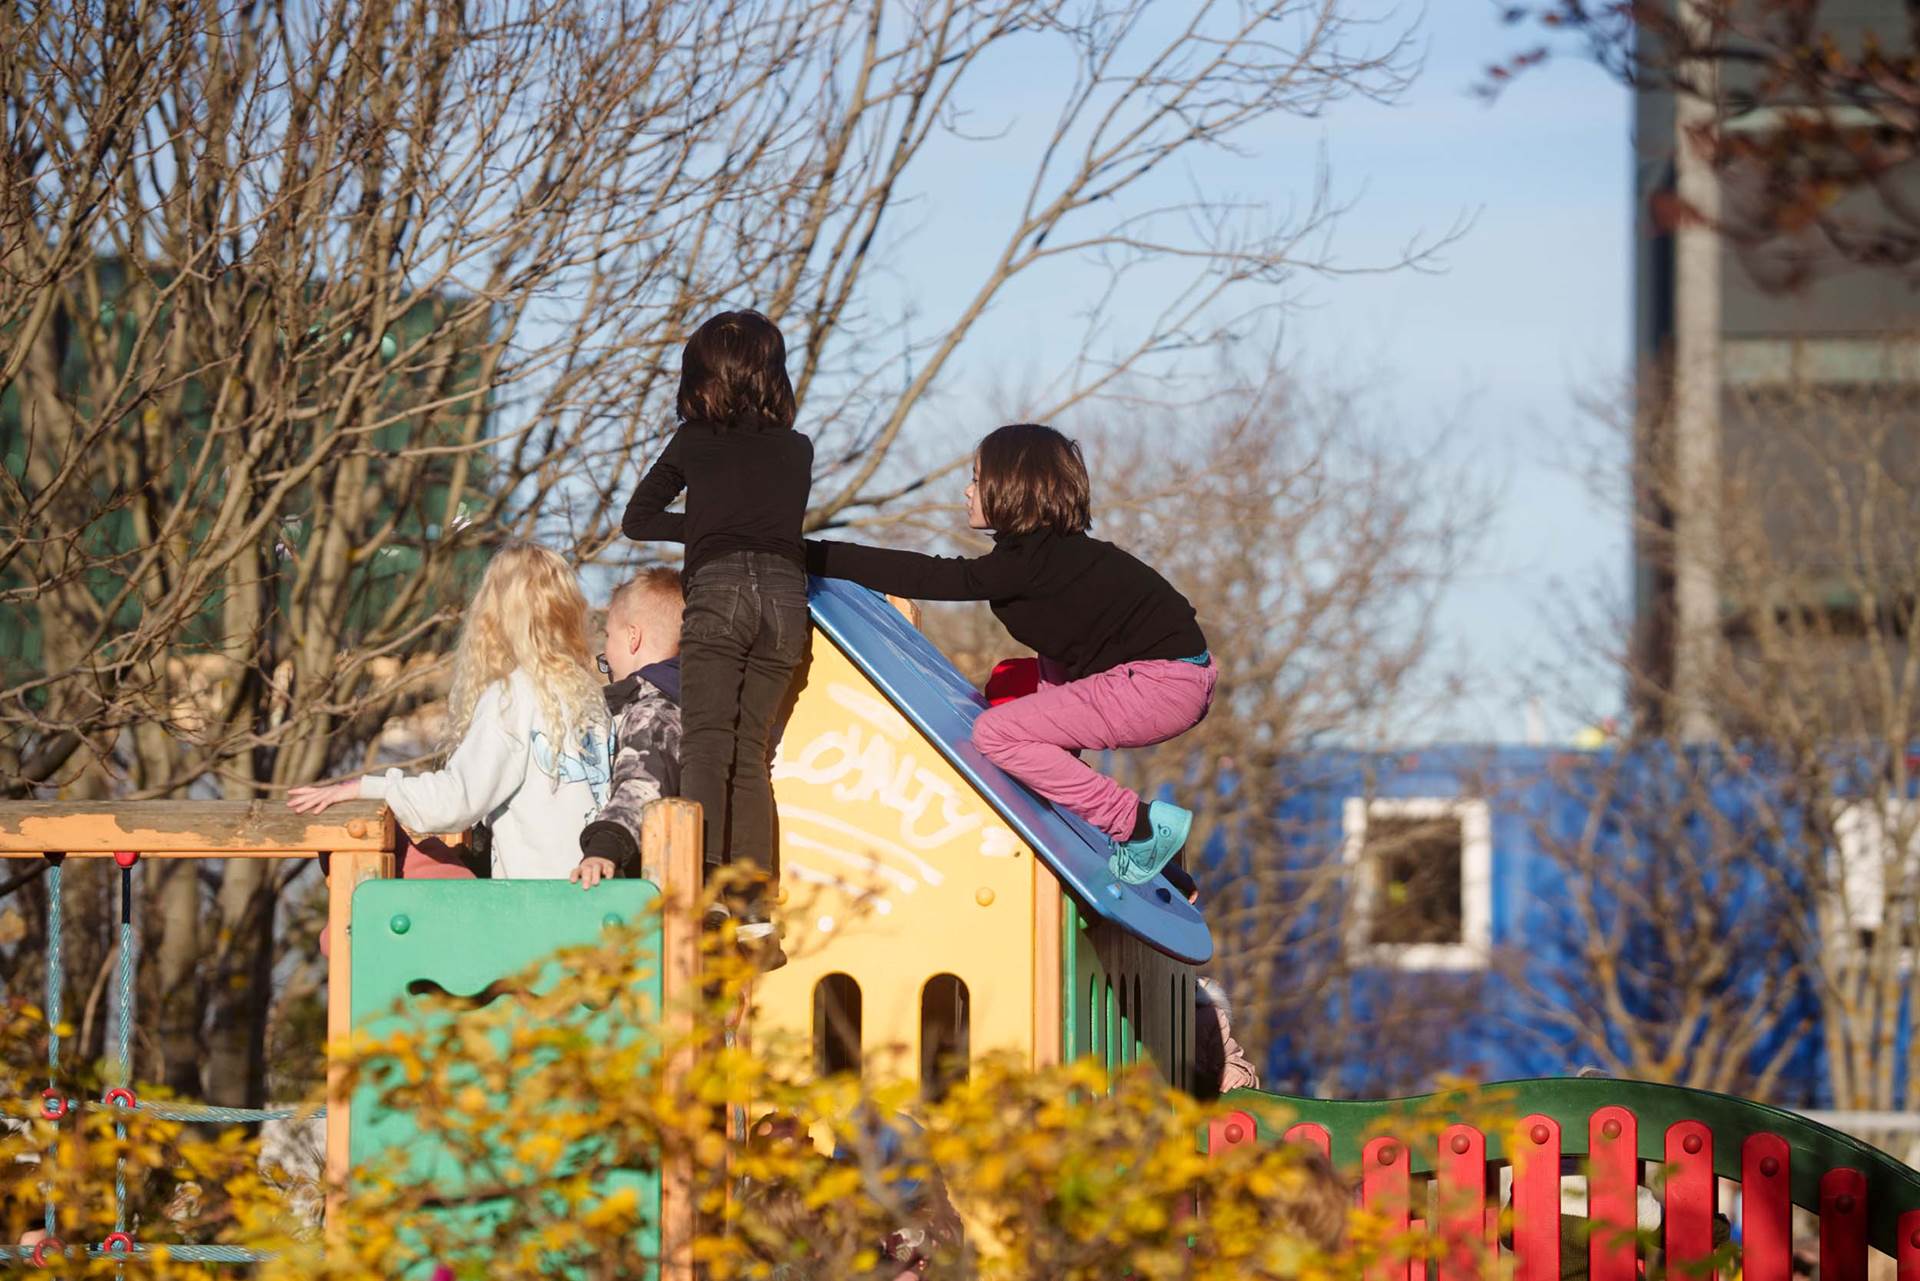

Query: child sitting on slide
288;544;612;879
807;422;1214;885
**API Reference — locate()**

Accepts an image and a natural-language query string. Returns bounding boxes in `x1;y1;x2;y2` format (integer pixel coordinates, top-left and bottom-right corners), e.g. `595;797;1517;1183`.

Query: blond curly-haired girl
289;543;611;879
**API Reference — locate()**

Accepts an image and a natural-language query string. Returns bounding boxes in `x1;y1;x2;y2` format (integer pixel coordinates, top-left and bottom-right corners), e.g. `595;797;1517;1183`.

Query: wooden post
1032;863;1063;1069
647;798;702;1281
323;839;395;1236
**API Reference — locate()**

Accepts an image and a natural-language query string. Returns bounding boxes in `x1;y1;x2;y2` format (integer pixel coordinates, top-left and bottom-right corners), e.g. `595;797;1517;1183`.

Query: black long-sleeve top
805;529;1207;682
622;421;814;584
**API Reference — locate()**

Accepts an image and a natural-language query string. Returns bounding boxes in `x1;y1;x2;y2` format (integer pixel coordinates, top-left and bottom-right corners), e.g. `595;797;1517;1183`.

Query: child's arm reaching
621;430;688;543
804;538;1023;601
360;684;530;837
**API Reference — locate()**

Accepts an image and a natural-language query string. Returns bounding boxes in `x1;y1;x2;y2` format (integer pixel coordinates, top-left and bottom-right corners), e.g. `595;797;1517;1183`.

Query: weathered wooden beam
324;844;395;1233
648;797;702;1281
0;800;394;855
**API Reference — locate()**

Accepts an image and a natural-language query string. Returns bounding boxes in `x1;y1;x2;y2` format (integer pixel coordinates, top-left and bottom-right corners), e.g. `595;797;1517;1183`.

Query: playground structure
6;578;1920;1273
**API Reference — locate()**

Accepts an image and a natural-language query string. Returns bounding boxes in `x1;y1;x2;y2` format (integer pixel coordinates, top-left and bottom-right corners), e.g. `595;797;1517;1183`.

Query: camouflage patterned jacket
578;658;682;877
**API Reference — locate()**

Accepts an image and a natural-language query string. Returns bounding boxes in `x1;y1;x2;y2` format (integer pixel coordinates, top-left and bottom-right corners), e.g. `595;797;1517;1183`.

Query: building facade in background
1630;0;1920;737
1245;745;1872;1107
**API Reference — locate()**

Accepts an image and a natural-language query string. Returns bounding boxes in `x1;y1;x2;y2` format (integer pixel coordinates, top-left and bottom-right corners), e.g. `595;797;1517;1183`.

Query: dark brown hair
676;309;796;430
975;423;1092;535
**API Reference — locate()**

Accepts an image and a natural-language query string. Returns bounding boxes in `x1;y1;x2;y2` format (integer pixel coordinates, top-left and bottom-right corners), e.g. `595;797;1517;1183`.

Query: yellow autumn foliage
1;903;1475;1279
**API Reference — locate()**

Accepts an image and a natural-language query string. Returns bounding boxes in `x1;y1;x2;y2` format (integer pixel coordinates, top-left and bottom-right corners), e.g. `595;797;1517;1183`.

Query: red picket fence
1205;1079;1920;1279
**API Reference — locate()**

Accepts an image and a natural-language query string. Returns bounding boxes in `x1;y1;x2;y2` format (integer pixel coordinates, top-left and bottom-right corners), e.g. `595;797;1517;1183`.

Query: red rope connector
103;1087;136;1110
39;1088;67;1120
30;1238;63;1267
102;1232;134;1257
113;850;138;869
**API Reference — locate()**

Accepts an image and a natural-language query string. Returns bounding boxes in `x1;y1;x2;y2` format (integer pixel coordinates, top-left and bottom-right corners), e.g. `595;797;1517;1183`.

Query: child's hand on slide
286;779;361;814
571;857;616;889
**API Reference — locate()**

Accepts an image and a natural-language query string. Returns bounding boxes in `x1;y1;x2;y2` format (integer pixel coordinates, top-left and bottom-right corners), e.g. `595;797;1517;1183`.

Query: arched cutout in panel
920;973;971;1102
813;973;862;1077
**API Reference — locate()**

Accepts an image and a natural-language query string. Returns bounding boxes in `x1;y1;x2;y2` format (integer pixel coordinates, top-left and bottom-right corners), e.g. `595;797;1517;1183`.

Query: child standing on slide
287;544;611;879
806;422;1213;884
623;310;811;970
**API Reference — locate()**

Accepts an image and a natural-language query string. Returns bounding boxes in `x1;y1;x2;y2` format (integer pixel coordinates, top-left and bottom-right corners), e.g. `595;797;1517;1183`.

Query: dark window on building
813;973;862;1076
920;974;970;1102
1363;813;1465;946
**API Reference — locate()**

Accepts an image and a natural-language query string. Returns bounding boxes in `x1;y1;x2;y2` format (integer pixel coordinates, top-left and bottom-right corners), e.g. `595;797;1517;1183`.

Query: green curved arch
1221;1077;1920;1254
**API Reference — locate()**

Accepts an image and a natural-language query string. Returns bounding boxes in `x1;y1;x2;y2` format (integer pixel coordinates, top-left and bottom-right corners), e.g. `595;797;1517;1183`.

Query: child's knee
971;708;1018;762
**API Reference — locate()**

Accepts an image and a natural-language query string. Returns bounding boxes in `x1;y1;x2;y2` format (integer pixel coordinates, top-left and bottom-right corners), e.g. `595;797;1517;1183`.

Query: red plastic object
1896;1207;1920;1281
103;1232;134;1257
1207;1109;1257;1156
104;1087;136;1110
1435;1124;1486;1281
113;850;138;868
399;833;479;880
1741;1133;1791;1281
985;657;1039;705
1511;1114;1561;1281
1284;1121;1331;1160
1663;1121;1716;1281
39;1088;67;1120
1361;1136;1411;1281
1819;1168;1868;1281
1589;1106;1638;1281
30;1238;62;1267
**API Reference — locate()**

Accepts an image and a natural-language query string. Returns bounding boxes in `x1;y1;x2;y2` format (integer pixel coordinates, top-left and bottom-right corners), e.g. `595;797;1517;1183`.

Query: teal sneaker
1107;801;1194;885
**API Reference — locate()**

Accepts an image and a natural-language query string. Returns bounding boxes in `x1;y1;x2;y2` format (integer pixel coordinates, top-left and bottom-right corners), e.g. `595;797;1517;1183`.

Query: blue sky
858;6;1635;742
1293;11;1634;738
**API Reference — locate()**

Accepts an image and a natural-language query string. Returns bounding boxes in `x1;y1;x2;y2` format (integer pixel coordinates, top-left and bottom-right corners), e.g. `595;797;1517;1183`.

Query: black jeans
679;551;810;880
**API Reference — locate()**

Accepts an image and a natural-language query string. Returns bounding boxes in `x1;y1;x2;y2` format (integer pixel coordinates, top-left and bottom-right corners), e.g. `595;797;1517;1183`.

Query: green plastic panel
349;879;663;1276
1221;1076;1920;1255
1061;898;1194;1086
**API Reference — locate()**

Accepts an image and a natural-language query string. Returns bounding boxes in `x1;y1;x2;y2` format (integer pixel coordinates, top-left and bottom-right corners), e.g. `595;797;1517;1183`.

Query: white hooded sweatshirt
362;669;611;879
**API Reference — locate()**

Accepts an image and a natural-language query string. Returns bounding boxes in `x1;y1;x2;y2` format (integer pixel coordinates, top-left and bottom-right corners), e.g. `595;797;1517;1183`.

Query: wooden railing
1209;1076;1920;1278
0;796;705;1277
0;799;398;1211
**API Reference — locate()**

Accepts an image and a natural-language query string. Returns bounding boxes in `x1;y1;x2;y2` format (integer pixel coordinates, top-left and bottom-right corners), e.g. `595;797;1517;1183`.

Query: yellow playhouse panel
756;630;1040;1083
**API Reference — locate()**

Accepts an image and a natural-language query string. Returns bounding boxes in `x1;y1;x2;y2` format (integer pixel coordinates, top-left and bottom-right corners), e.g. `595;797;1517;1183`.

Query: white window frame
1342;796;1492;971
1828;799;1920;969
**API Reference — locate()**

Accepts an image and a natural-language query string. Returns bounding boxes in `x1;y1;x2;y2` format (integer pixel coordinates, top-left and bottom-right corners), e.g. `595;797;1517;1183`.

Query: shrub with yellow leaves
2;904;1507;1280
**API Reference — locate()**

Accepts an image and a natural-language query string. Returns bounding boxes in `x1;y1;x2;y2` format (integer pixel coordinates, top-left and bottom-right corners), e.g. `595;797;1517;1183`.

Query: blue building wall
1223;744;1845;1105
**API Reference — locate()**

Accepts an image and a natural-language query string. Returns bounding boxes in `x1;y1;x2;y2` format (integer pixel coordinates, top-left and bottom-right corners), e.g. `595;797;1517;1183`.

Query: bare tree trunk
151;859;204;1098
